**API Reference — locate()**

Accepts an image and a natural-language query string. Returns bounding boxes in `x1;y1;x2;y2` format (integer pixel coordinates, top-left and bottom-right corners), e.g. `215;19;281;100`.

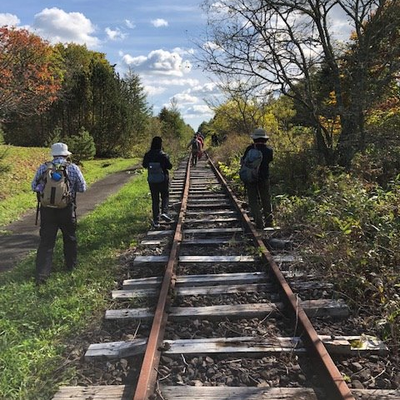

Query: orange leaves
0;27;63;118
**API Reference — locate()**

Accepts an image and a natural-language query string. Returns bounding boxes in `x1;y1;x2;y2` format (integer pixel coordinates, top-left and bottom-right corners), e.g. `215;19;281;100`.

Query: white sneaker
160;213;173;222
151;220;160;228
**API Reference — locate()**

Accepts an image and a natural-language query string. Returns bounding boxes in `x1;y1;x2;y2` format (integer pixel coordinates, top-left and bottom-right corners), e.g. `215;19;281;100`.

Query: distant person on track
211;133;219;146
196;132;205;160
142;136;173;229
187;133;202;166
240;128;274;229
31;142;87;285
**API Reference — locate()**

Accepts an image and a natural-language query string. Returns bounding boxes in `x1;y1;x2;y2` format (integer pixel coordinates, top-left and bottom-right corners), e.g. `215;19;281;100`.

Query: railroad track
53;155;399;400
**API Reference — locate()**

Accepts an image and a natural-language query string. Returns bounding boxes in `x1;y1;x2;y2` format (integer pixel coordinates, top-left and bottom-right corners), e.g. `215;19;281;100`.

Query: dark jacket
142;149;172;180
243;143;273;180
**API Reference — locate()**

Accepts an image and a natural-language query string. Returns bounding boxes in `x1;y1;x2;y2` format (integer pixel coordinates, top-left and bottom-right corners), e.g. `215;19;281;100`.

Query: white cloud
203;40;222;52
151;18;168;28
145;78;200;87
122;54;147;66
105;27;126;41
172;93;198;104
121;49;192;77
186;104;213;114
183;103;214;123
0;13;20;27
144;85;167;96
125;19;135;29
32;7;100;47
189;82;220;96
209;2;232;15
172;47;195;56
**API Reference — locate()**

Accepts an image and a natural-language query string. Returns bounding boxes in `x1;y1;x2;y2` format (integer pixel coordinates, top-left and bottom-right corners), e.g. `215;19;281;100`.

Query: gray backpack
39;162;71;208
239;146;263;183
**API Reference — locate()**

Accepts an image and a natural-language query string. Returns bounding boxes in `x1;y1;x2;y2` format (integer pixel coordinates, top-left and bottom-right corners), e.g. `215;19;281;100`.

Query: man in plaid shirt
32;142;87;285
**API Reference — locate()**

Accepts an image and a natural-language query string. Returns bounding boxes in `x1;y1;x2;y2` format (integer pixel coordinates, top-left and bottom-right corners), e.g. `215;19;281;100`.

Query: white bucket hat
251;128;269;140
51;142;72;157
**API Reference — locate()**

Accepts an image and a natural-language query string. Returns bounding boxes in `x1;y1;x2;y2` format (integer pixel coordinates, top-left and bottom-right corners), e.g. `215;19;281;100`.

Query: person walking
142;136;173;228
31;142;87;285
241;128;274;229
196;132;205;160
187;134;201;166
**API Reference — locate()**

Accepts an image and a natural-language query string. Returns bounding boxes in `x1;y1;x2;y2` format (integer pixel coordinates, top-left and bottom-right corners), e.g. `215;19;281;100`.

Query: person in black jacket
242;128;274;229
142;136;173;228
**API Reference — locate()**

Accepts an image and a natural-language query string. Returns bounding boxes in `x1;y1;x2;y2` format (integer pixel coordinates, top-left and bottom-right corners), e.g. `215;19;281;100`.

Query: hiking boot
36;275;48;286
160;213;173;222
66;263;76;272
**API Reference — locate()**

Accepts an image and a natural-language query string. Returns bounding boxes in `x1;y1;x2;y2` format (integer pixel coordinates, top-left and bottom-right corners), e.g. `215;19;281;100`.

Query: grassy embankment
210;134;400;359
0;145;153;400
0;144;140;227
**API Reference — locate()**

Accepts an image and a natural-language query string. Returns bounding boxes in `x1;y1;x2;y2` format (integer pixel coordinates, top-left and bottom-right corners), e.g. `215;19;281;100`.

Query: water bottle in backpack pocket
239;147;263;183
147;162;165;183
40;162;71;208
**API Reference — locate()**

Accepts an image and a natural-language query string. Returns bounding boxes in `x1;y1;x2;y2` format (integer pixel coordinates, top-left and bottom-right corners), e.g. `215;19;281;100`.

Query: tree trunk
336;114;360;168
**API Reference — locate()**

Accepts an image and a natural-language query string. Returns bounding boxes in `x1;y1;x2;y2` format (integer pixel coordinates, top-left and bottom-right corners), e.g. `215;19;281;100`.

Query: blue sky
0;0;221;130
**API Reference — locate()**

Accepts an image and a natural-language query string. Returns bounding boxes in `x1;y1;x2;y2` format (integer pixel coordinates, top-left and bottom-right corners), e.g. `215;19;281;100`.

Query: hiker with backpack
31;142;87;285
187;134;201;166
142;136;173;228
196;132;205;160
240;128;274;229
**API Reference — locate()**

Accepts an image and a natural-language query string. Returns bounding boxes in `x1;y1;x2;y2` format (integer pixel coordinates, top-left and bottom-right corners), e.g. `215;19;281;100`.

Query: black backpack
147;162;165;183
191;139;200;152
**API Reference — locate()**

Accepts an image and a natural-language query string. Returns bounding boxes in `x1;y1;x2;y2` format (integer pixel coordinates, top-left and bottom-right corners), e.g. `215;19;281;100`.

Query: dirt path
0;166;140;273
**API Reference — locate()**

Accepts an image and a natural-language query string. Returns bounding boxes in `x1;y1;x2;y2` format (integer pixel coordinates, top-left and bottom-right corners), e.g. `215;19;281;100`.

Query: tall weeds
211;132;400;355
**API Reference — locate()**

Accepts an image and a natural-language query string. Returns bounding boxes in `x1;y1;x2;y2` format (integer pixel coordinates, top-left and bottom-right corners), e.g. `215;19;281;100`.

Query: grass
209;138;400;356
0;144;140;226
0;173;151;400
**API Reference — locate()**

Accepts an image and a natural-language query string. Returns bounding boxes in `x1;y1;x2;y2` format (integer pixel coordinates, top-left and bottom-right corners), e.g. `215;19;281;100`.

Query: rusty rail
132;157;191;400
208;155;355;400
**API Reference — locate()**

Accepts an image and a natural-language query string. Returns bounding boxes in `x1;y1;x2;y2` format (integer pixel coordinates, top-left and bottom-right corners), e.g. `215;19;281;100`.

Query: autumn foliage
0;26;63;119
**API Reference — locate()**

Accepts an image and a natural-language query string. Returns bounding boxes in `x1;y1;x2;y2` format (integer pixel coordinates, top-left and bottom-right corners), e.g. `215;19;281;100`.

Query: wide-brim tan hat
251;128;269;140
51;142;72;156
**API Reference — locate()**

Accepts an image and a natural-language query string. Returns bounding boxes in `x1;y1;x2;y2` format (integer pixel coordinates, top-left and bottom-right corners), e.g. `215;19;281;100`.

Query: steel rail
207;154;356;400
132;157;192;400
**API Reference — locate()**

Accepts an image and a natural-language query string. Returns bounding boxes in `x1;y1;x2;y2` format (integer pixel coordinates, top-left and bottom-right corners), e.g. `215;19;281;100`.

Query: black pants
246;179;272;229
36;203;77;282
149;180;169;222
191;151;198;166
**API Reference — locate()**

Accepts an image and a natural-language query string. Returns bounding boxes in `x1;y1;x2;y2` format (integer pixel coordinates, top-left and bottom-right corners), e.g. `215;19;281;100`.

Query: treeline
202;86;400;188
0;27;194;158
198;2;400;347
198;0;400;171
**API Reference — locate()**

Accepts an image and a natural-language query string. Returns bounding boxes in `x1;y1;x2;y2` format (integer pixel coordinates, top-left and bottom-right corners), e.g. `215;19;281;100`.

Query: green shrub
66;127;96;164
276;171;400;348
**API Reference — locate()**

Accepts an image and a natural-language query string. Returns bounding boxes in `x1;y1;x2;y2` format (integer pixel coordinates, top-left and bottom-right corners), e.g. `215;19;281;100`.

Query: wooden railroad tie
84;335;388;360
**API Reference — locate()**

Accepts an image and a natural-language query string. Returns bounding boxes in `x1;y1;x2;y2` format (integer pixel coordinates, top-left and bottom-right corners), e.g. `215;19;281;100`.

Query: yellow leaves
318;114;342;136
326;90;338;106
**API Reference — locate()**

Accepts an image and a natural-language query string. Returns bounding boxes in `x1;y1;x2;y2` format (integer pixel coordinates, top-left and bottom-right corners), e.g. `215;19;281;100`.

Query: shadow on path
0;166;140;273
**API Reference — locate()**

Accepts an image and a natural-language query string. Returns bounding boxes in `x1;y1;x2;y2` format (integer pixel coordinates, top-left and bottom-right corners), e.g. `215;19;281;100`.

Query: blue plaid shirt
32;157;87;198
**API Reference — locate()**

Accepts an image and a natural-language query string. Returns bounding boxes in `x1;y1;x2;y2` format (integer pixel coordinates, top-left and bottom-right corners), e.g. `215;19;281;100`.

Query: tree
2;44;152;156
66;127;96;164
0;27;63;119
199;0;400;167
120;69;152;151
158;101;194;152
